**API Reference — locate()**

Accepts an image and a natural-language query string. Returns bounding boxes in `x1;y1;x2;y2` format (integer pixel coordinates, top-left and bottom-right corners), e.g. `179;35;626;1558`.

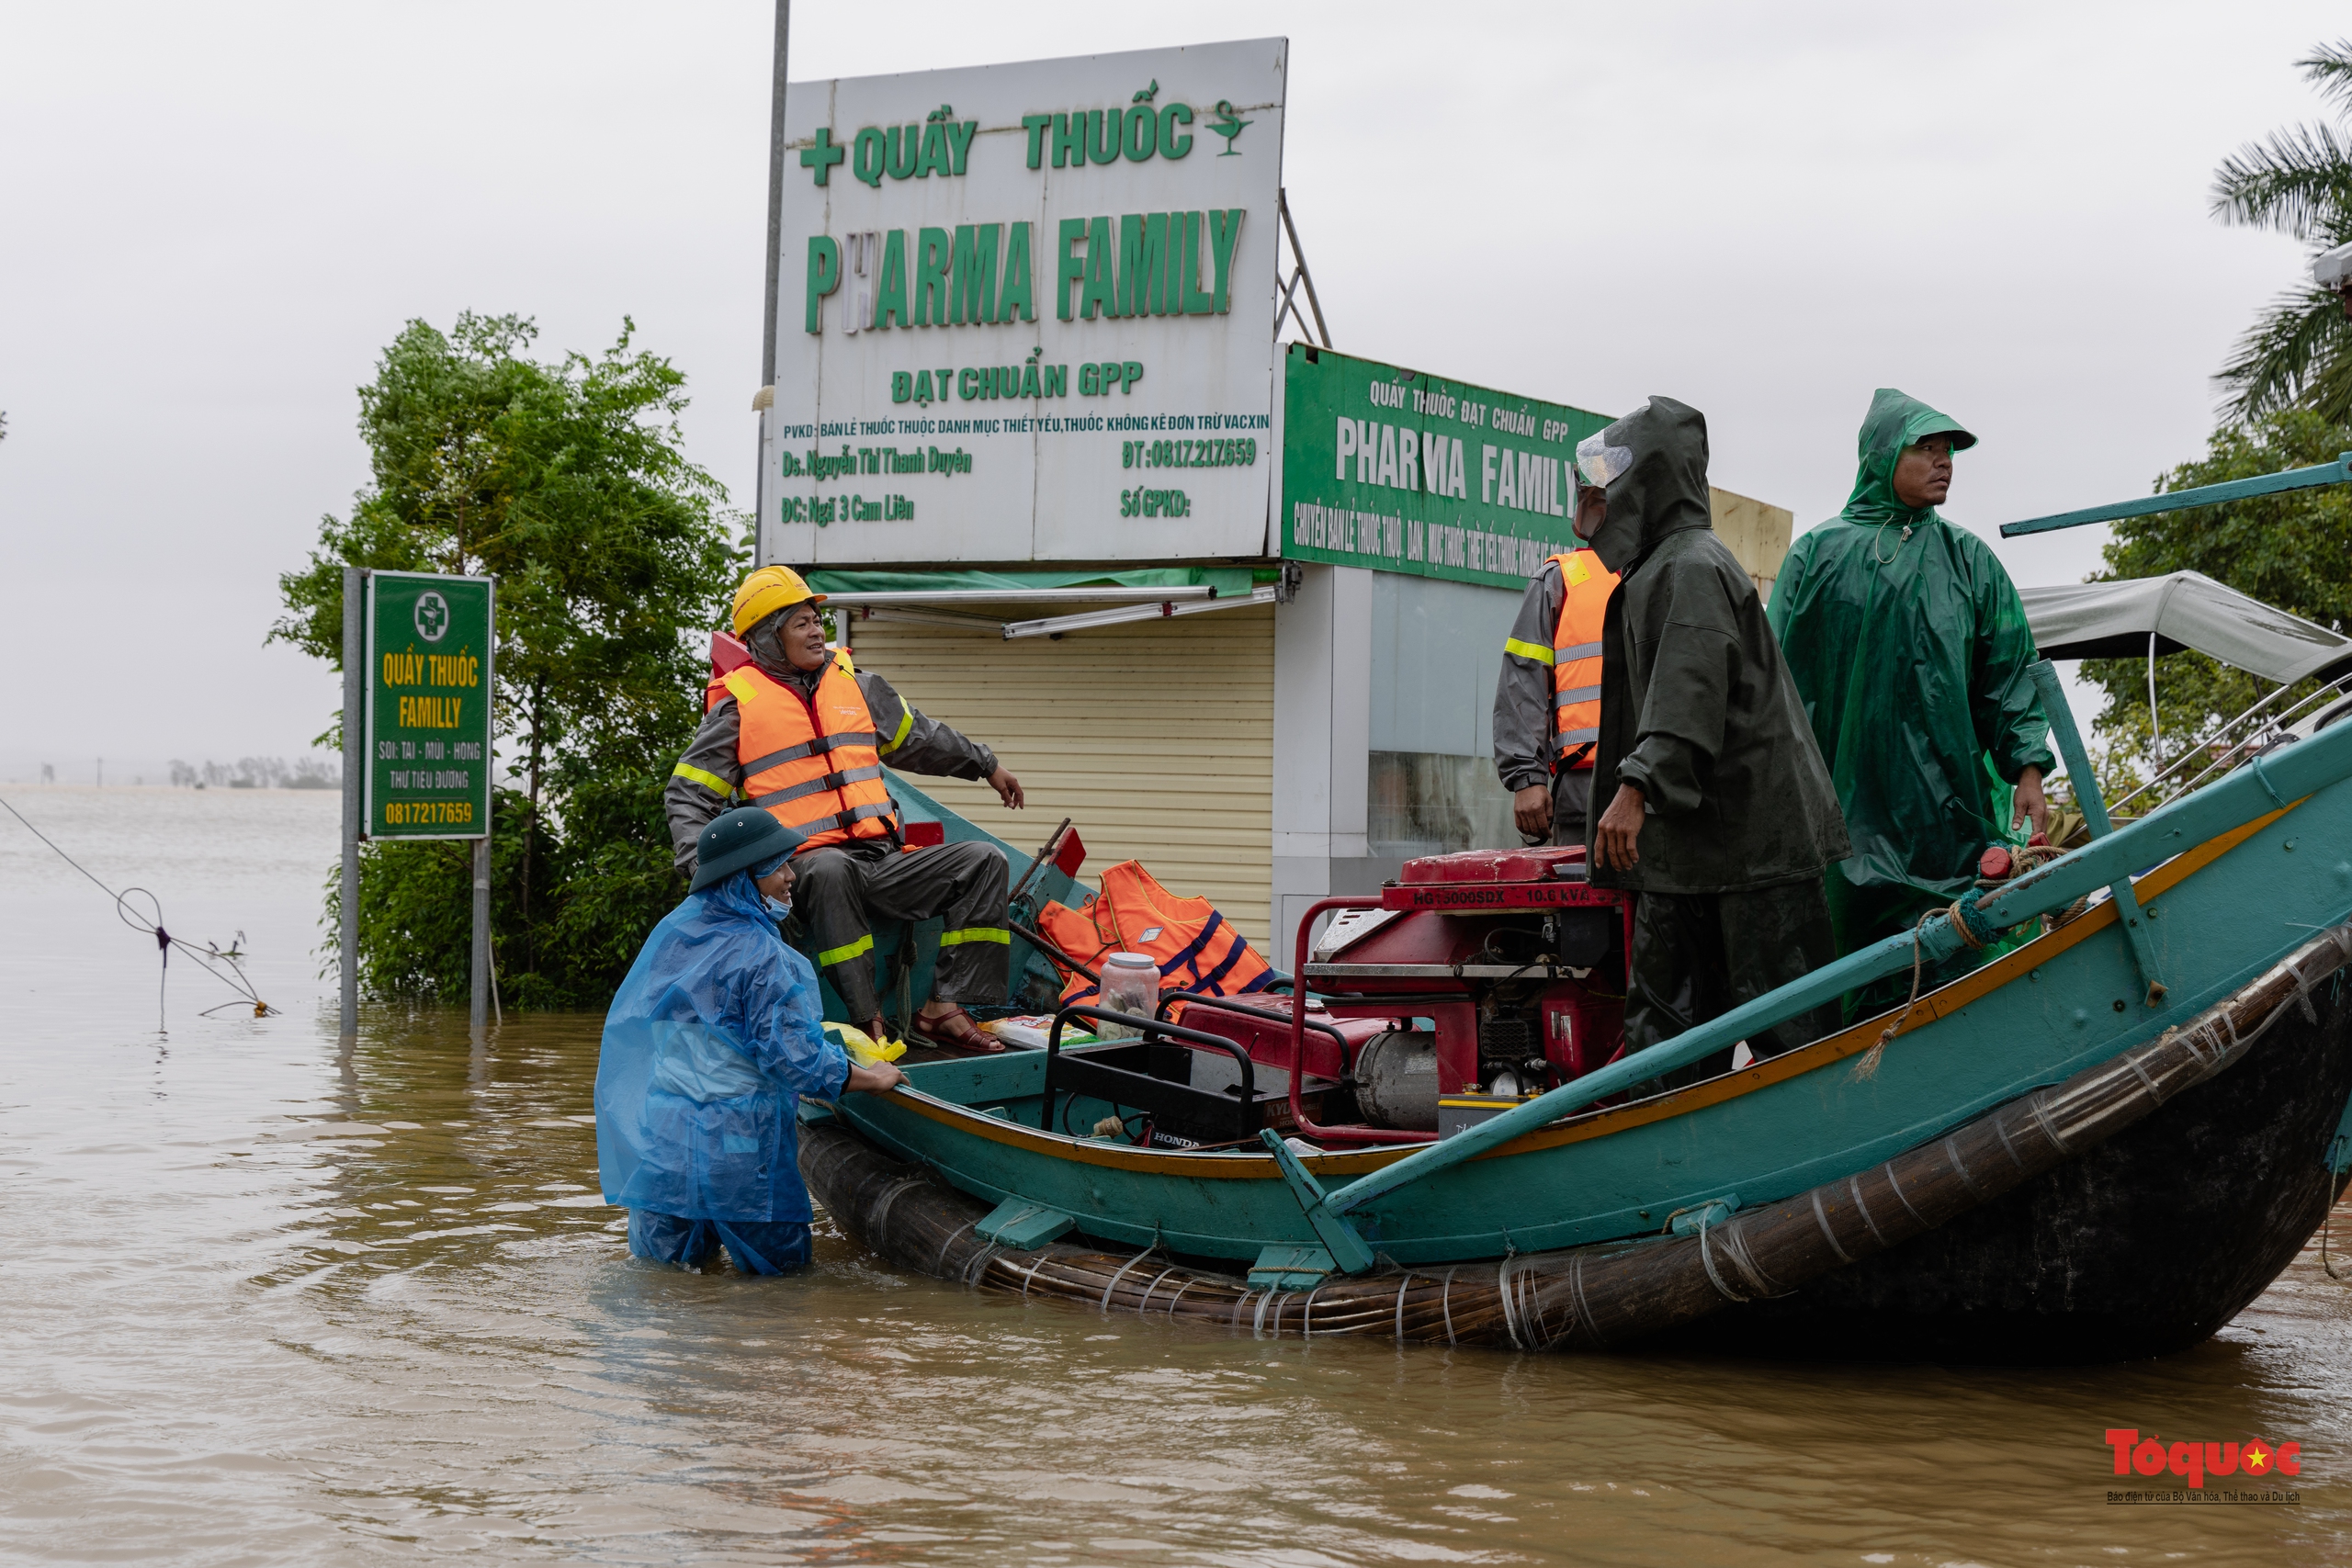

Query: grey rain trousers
797;840;1010;1024
1551;768;1595;845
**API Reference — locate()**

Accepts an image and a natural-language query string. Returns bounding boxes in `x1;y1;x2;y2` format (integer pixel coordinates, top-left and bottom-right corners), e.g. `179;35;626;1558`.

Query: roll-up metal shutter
847;605;1275;953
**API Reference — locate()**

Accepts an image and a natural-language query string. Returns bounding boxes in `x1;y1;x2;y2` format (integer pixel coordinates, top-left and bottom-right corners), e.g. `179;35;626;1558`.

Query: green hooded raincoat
1768;389;2053;963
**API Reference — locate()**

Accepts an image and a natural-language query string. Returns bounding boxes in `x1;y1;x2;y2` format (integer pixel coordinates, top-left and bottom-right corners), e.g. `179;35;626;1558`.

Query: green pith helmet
691;807;806;892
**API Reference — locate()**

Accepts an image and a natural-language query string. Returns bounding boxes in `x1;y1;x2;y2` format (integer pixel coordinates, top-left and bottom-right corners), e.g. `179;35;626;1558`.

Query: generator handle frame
1287;897;1441;1147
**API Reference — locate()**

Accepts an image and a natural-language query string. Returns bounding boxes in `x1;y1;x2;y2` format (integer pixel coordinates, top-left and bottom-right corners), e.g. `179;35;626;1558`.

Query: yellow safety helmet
730;565;826;636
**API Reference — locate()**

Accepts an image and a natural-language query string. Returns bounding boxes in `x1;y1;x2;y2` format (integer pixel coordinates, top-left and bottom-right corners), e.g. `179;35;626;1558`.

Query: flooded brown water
5;785;2351;1565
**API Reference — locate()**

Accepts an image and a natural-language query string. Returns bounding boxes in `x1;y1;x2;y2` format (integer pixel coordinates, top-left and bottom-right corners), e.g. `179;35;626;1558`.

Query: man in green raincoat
1769;389;2052;1013
1582;397;1852;1084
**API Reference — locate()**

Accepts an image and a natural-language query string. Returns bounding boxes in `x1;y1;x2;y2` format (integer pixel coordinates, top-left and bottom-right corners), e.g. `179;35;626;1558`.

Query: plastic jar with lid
1093;952;1160;1039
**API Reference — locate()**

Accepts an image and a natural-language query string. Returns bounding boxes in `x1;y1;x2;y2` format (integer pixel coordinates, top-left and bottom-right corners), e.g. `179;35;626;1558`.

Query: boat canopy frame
2021;570;2352;686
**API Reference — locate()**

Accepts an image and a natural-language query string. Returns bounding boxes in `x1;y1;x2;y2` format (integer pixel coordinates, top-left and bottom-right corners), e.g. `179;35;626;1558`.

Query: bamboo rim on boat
800;922;2352;1350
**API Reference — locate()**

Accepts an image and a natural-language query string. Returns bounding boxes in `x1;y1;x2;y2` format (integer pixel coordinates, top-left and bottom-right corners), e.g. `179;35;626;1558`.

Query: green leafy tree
2080;409;2352;777
2212;40;2352;422
277;313;741;1007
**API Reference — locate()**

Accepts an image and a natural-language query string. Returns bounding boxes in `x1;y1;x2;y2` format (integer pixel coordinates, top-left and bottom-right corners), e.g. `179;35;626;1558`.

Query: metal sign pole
470;839;491;1027
339;566;366;1037
470;575;496;1029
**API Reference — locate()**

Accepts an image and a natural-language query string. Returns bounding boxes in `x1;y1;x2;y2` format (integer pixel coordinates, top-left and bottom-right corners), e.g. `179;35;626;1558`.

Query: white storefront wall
1271;566;1527;968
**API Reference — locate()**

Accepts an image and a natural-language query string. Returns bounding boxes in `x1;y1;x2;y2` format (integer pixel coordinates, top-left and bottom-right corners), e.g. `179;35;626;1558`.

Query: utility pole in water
755;0;788;553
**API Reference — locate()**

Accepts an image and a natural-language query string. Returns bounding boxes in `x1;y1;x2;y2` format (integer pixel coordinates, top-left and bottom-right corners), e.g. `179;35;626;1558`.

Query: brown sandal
907;1002;1002;1055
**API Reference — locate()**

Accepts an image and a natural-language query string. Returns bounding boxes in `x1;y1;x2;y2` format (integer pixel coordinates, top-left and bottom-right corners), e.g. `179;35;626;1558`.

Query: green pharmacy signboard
767;39;1287;569
1279;344;1611;589
365;571;494;839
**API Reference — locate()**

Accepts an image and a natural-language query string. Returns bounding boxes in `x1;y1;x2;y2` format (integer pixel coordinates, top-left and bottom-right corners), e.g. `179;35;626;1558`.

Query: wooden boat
804;926;2349;1359
797;512;2352;1359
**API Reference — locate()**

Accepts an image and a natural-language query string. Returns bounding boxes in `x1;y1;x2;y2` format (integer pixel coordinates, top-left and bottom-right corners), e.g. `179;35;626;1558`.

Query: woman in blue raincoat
597;807;907;1273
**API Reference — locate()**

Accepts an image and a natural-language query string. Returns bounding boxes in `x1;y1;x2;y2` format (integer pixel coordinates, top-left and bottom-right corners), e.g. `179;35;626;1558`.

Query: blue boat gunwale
852;798;2302;1183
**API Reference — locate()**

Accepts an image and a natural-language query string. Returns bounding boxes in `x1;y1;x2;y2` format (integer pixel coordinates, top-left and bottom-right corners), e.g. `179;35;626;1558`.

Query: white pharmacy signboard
764;39;1286;567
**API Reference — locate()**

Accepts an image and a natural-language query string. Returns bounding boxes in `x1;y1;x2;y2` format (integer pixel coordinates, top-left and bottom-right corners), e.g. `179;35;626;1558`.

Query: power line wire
0;794;276;1027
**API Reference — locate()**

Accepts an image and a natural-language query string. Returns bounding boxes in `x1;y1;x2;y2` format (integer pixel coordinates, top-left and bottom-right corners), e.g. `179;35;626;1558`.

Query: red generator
1171;847;1632;1145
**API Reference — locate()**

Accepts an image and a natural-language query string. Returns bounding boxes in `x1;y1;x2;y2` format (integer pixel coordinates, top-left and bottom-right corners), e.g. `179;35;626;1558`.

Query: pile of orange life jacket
1035;860;1273;1006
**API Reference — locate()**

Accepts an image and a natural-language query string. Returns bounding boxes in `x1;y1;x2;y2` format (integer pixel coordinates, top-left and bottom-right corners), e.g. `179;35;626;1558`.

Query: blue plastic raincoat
596;871;850;1228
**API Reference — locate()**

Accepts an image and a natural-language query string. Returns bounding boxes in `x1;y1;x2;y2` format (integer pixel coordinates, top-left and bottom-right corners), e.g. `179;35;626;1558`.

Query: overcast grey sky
0;1;2340;784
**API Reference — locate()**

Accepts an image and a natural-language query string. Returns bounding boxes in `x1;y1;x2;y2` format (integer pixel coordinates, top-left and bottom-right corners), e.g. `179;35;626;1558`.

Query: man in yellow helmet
665;566;1026;1054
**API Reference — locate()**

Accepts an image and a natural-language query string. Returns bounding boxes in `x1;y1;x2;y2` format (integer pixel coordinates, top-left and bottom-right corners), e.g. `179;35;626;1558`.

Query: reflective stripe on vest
740;732;879;777
750;763;888;808
729;651;899;852
1548;550;1619;771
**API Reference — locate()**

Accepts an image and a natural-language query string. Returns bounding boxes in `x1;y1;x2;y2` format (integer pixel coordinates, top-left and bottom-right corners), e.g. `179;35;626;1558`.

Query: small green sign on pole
365;571;494;840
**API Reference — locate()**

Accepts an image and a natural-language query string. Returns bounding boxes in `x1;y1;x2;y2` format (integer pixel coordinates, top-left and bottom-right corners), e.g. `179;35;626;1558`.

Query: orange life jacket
1550;549;1619;772
717;651;897;854
1036;860;1272;1006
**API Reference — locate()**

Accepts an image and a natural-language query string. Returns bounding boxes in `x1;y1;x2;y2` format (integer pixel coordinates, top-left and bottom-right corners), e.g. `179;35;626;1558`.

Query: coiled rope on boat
801;922;2352;1351
1850;894;2001;1083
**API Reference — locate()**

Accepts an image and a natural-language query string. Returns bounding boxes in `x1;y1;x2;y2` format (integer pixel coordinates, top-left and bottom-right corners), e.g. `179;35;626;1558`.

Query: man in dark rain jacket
1581;398;1851;1082
1768;389;2052;1015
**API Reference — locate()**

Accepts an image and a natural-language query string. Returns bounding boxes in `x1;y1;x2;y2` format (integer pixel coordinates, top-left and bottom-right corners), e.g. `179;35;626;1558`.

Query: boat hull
803;930;2352;1361
808;740;2352;1360
1658;968;2352;1363
834;791;2352;1266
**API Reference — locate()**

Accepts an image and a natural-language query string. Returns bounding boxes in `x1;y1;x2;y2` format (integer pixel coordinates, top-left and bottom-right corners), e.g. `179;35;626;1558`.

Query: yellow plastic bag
822;1021;906;1066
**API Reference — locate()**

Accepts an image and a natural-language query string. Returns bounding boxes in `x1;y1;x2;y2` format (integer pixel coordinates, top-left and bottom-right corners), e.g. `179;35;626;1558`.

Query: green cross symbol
800;127;845;186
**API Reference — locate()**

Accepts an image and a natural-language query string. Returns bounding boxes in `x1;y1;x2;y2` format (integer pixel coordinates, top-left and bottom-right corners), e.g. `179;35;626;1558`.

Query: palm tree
2212;40;2352;423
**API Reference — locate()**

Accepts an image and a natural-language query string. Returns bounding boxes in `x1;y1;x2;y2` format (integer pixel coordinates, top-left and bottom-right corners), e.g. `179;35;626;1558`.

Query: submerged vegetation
275;312;741;1008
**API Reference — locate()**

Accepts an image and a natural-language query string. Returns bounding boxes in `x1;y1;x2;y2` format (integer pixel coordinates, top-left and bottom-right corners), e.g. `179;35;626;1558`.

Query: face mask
763;893;793;919
1573;487;1605;542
